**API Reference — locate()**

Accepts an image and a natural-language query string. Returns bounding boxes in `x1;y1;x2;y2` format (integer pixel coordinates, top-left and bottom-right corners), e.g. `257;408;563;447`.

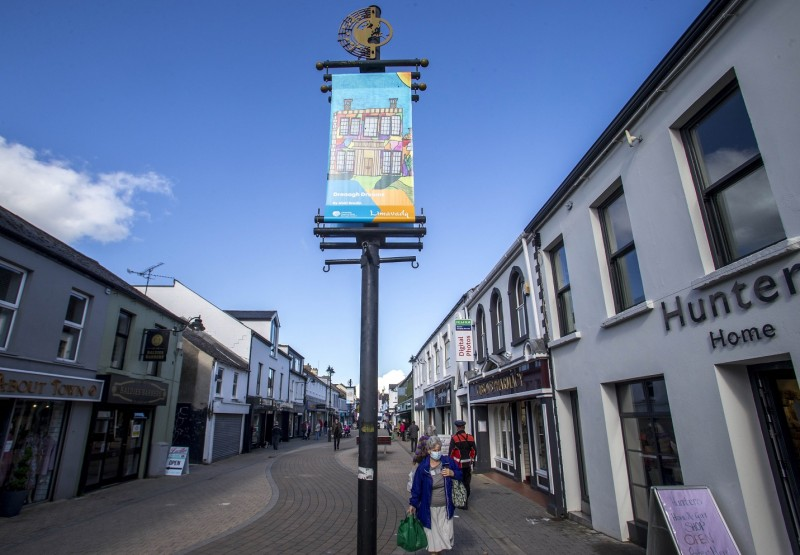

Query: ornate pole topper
337;6;393;60
313;7;428;554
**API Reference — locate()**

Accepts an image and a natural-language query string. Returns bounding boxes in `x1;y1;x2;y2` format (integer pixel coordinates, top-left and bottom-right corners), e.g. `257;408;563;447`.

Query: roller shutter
212;414;242;461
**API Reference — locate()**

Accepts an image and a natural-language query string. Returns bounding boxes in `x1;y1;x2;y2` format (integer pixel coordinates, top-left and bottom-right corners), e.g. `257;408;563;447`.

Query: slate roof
0;203;185;323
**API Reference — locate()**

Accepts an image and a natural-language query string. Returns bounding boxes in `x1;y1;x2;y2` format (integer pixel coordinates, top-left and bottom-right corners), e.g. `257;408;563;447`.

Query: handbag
397;514;428;552
451;479;468;509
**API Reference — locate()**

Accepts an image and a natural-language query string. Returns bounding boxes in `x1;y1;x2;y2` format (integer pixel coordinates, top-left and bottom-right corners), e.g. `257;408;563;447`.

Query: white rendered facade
528;0;800;551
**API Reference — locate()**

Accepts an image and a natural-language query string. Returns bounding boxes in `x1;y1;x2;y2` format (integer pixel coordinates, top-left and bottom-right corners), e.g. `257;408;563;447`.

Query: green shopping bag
397;514;428;552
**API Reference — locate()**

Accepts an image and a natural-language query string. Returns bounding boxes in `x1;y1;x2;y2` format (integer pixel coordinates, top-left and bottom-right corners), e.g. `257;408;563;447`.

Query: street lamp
172;315;205;334
327;365;335;442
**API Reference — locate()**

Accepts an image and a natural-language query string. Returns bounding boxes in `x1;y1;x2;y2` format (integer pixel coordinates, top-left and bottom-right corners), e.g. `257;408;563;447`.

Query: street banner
325;72;414;223
455;319;473;362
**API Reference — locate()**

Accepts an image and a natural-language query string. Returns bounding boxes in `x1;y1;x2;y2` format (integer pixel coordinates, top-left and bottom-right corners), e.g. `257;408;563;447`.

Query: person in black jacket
271;423;282;450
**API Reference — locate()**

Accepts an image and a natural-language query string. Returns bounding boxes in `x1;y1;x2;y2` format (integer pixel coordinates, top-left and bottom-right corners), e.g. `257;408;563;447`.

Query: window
57;292;88;361
380;116;391;135
476;306;488;363
339;117;360;136
110;311;133;369
489;289;505;354
508;270;528;343
232;372;239;397
533;401;548;473
600;188;645;312
551;242;576;335
336;150;354;172
257;362;263;396
215;368;224;395
444;335;451;368
278;374;284;401
381;151;401;175
427;351;432;381
618;378;682;524
0;261;26;350
268;368;275;398
434;344;441;378
363;116;378;137
684;84;784;265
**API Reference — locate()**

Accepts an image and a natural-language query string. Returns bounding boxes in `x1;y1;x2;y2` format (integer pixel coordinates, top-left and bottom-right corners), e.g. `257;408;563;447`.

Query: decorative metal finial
337;6;393;60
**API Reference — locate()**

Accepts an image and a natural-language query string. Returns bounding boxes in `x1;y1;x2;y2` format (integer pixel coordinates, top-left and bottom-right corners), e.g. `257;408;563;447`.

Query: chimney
389;98;397;109
343;99;353;110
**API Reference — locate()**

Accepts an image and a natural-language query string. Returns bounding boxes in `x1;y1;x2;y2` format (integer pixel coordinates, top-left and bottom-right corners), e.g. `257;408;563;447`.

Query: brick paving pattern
0;434;645;554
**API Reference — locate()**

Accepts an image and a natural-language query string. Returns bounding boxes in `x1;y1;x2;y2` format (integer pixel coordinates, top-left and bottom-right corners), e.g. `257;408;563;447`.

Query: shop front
80;374;168;493
468;358;560;511
1;367;103;503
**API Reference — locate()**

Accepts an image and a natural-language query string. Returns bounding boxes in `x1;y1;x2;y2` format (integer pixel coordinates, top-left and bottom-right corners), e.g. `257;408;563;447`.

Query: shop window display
0;400;65;503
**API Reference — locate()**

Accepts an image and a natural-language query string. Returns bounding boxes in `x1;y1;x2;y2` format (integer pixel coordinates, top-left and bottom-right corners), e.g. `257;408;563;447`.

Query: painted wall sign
647;486;740;555
0;367;103;401
455;319;473;362
325;72;415;223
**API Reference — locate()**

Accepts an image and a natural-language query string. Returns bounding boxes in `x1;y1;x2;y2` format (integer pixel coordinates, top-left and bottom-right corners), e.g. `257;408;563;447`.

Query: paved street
0;434;644;554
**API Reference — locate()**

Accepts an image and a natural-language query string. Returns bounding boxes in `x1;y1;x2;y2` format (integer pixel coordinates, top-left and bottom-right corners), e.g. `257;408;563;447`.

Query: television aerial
126;262;174;294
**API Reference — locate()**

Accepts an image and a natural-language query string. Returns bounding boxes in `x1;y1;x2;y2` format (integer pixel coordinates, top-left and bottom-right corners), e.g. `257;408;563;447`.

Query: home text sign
647;486;740;555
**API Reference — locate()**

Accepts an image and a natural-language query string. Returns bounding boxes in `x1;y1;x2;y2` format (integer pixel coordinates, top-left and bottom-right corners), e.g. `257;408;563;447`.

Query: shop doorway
82;407;147;492
751;362;800;553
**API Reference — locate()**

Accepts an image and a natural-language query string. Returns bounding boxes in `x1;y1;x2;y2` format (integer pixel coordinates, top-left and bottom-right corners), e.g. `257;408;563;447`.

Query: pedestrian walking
303;421;310;440
449;419;476;509
315;419;322;440
271;422;281;450
408;420;420;452
332;418;343;450
408;435;463;554
399;420;407;441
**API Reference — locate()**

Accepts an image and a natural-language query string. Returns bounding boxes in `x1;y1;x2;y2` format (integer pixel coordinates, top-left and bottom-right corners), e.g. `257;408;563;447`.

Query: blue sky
0;0;709;390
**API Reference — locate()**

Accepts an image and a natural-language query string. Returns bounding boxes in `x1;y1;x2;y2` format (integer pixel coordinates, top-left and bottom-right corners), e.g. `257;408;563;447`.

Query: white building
136;281;289;451
527;0;800;551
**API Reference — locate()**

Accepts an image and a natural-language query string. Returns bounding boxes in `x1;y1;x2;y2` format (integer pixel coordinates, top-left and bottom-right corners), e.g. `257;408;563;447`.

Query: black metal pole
357;239;380;555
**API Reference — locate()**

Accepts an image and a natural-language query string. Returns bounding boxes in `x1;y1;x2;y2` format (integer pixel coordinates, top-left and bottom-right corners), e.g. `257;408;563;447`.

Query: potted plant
0;445;33;517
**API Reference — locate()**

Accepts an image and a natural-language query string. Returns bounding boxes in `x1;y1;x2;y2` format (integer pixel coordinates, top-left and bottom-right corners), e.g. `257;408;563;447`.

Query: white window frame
0;261;26;350
57;291;88;362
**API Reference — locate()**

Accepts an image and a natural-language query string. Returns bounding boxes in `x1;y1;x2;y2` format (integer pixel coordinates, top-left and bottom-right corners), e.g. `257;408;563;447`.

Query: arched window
489;289;505;354
508;269;528;343
476;306;488;363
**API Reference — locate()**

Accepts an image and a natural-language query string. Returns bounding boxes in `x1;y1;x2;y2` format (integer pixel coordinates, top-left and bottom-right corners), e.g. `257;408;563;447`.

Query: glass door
751;363;800;553
83;408;145;492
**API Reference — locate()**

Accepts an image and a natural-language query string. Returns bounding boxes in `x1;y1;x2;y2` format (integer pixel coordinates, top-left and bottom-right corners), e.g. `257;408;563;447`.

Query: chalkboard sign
647;486;740;555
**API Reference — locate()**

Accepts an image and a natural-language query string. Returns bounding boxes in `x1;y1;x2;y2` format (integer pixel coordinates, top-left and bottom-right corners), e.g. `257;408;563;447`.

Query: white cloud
378;369;408;393
0;136;172;244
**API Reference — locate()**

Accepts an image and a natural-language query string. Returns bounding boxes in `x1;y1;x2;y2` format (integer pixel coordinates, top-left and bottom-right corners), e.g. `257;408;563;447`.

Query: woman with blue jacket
407;436;463;553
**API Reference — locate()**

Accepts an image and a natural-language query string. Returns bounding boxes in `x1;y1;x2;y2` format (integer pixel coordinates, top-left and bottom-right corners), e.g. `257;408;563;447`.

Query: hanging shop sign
0;367;104;401
325;72;415;223
141;329;170;362
469;360;550;402
106;374;168;406
455;319;473;362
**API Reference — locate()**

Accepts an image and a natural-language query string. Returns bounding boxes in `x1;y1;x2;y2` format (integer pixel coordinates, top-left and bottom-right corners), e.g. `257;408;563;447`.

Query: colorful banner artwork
325;72;414;223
